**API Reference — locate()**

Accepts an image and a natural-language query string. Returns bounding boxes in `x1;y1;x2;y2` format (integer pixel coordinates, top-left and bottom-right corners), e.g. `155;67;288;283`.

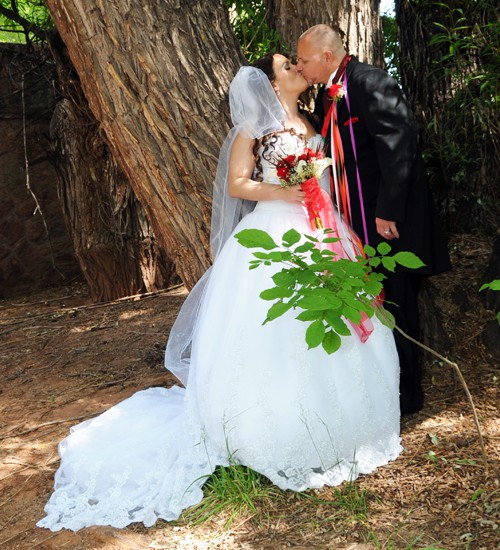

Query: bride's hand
277;185;305;204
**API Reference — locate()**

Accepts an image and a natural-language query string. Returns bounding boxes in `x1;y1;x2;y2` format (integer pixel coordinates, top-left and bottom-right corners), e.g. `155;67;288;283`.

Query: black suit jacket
317;57;451;276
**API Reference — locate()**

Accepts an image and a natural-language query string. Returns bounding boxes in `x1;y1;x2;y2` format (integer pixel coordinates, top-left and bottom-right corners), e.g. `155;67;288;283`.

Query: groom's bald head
300;25;344;54
296;25;346;85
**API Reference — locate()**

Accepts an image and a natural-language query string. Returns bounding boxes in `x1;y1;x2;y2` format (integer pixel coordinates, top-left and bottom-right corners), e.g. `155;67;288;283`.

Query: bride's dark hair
252;52;277;82
251;52;285;180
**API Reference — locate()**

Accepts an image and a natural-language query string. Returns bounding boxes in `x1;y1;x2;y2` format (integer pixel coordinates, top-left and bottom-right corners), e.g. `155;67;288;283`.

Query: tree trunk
49;35;175;302
265;0;384;67
396;0;499;233
45;0;245;289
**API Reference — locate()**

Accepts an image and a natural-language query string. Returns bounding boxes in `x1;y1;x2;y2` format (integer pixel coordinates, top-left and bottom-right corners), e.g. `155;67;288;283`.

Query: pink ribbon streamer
301;176;374;343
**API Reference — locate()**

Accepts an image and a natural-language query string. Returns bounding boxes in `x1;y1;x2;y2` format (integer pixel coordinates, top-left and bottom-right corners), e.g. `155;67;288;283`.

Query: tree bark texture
45;0;245;289
49;36;175;302
265;0;384;67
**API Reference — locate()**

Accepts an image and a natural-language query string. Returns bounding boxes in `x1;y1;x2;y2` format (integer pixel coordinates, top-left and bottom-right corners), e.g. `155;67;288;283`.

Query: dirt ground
0;234;498;550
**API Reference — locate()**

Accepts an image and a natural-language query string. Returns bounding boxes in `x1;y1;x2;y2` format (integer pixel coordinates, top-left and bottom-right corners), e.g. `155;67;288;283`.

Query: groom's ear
323;51;334;63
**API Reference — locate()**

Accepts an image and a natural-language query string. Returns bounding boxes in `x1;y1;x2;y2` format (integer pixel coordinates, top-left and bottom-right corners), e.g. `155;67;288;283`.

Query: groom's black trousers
382;270;424;415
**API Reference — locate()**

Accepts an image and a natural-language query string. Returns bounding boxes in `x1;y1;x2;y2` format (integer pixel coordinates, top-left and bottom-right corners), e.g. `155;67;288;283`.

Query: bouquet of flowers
273;146;331;189
272;146;332;230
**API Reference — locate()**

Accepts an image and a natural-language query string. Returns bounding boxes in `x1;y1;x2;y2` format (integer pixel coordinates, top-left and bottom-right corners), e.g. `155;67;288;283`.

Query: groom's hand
376;217;399;240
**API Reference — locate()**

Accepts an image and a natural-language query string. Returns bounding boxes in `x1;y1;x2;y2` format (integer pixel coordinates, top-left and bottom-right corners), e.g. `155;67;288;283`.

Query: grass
299;479;370;520
180;464;283;528
179;463;456;549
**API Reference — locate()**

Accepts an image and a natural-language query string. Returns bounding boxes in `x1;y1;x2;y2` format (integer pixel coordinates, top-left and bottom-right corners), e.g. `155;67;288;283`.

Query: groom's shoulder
349;58;397;88
350;57;387;78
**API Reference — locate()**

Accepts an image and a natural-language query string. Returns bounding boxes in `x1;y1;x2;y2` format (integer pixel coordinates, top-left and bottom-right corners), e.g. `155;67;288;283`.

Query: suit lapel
336;57;357;123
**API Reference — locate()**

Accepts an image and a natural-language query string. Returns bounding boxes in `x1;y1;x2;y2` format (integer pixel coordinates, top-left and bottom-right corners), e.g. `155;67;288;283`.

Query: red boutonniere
328;83;345;101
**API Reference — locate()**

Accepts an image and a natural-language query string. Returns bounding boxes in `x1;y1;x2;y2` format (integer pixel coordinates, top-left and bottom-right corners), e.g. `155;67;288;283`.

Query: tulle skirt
37;199;401;532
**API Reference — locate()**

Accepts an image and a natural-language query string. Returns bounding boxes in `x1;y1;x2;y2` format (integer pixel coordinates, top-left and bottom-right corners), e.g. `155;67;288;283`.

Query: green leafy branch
479;278;500;325
235;227;489;474
234;228;424;354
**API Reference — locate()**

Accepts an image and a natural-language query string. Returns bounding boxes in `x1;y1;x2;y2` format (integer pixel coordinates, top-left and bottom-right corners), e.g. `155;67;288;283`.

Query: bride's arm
227;134;305;204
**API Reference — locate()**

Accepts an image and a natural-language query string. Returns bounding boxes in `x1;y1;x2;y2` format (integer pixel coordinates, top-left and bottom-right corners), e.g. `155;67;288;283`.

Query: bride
37;54;402;532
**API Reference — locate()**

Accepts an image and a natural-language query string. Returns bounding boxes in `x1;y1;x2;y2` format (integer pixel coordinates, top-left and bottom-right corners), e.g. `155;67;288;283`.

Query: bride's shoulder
307;134;325;148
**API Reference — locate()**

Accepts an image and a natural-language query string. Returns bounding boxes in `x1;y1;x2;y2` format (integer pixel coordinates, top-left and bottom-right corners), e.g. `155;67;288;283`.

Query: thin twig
0;473;34;510
0;465;31;482
0;284;185;333
0;414;98;441
21;74;63;278
394;324;489;475
6;294;78;307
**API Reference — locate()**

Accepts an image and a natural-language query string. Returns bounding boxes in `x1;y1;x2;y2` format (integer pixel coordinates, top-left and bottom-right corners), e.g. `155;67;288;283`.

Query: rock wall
0;44;79;298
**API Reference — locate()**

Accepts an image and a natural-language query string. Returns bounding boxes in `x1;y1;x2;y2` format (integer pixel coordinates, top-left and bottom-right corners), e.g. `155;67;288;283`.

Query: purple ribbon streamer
343;72;369;245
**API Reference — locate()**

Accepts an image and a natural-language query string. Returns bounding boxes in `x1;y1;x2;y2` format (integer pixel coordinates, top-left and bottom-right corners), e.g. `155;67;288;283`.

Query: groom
296;24;451;415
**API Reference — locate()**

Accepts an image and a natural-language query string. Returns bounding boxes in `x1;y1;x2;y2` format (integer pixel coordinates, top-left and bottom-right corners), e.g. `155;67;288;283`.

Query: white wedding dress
38;133;402;532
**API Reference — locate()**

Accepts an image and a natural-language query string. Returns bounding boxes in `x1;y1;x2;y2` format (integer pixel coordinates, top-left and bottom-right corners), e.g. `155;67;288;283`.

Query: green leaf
304;234;319;243
454;458;476;466
294;242;315;254
342;305;362;324
282;229;301;246
265;300;293;322
324;312;352;336
341;295;367;312
392;251;426;269
377;241;392;256
310;249;323;263
322;237;340;244
429;433;440;445
234;229;278;250
364;244;376;257
253;251;271;259
368;257;381;268
363;279;383;296
296;310;323;322
339;259;365;276
260;287;294;300
480;279;500;292
272;271;296;287
269;251;285;262
322;330;341;354
306;320;325;349
313;288;343;308
470;489;484;502
375;306;395;329
297;270;317;285
297;295;332;311
381;256;397;272
345;278;365;287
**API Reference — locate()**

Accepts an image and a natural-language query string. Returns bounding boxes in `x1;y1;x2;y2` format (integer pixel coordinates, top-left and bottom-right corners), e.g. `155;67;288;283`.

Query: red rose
328;83;343;99
277;166;289;178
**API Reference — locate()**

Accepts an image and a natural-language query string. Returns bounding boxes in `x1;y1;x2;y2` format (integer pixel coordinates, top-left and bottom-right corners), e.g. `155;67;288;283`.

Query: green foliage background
401;0;499;233
225;0;285;62
0;0;52;43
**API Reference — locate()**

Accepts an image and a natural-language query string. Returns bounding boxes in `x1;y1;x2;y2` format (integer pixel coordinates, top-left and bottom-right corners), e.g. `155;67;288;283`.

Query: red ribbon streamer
301;176;374;343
